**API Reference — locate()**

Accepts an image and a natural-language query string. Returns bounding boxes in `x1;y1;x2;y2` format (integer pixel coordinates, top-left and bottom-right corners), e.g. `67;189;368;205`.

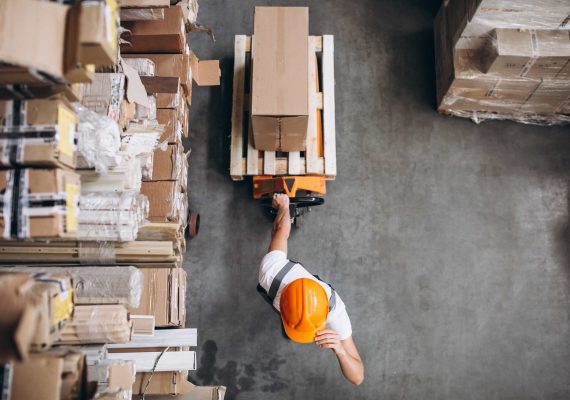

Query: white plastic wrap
122;58;155;76
135;95;157;121
56;304;132;345
0;266;143;308
435;1;570;125
78;191;149;242
120;7;165;21
74;103;122;173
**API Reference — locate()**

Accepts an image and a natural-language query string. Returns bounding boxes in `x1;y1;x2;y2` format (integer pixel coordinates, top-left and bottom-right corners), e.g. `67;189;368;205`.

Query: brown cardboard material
11;349;89;400
0;98;77;169
251;7;309;152
482;29;570;79
121;6;186;53
134;371;226;399
123;53;192;93
157;108;182;143
0;273;74;362
79;1;118;66
82;73;125;122
120;58;151;108
190;51;221;86
128;267;186;327
522;79;570;114
140;180;182;223
0;0;68;81
145;144;182;181
0;169;80;239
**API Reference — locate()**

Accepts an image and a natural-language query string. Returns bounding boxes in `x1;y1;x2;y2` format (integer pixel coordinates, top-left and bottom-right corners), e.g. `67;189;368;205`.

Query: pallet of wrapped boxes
435;0;570;124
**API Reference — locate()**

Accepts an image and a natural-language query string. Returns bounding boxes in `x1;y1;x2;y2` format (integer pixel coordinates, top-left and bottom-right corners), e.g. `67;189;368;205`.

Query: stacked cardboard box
435;0;570;124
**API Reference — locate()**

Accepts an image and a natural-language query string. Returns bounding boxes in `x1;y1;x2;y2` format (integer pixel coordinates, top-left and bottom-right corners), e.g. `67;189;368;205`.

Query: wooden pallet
230;35;337;181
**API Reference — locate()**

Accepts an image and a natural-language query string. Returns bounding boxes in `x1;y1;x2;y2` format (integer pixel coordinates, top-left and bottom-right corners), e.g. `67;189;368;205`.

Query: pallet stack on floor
0;0;224;399
435;0;570;124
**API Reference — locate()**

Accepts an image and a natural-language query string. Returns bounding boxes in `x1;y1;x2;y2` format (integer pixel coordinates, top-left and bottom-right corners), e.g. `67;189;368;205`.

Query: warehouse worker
257;194;364;385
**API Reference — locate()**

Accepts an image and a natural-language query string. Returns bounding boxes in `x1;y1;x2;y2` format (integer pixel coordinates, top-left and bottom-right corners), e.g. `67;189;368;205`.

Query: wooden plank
107;351;196;372
130;315;155;336
288;152;301;175
312;35;323;52
140;76;180;94
305;36;320;174
245;36;252;52
264;151;276;175
246;44;258;176
316;92;324;110
242;157;325;176
230;36;247;181
322;35;337;177
107;328;197;349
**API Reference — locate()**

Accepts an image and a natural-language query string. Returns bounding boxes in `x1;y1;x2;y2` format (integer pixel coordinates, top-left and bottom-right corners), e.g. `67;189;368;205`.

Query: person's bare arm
315;330;364;385
269;194;291;254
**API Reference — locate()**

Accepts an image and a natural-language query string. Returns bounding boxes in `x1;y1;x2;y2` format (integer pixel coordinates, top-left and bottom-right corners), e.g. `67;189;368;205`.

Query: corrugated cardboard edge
120;57;151;108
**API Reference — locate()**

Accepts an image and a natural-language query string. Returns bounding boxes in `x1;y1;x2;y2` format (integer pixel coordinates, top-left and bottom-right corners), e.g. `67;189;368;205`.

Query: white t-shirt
258;250;353;340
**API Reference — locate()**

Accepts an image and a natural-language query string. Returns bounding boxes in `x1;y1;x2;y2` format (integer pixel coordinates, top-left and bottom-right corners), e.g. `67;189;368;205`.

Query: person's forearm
335;350;364;385
269;206;291;252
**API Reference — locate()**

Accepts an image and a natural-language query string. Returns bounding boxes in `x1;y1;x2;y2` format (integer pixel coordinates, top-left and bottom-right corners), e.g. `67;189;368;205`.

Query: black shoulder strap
267;260;296;301
313;274;337;312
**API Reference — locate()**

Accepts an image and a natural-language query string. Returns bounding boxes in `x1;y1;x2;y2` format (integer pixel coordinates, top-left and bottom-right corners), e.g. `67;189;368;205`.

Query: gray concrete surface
183;1;570;399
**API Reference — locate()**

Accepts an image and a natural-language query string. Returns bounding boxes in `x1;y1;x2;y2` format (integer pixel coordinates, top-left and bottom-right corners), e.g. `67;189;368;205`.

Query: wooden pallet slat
264;151;276;175
230;35;247;180
322;35;337;177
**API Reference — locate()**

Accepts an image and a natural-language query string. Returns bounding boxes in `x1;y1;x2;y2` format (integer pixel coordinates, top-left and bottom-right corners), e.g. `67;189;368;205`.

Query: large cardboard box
251;7;309;152
0;168;80;239
11;348;90;400
79;1;118;66
0;98;77;169
121;6;187;53
146;144;183;181
482;29;570;79
128;267;186;327
140;180;183;223
0;273;74;362
157;108;183;143
0;0;68;81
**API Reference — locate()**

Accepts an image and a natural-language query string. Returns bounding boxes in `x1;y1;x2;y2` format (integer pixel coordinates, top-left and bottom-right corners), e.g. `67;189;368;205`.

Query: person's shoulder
260;250;289;272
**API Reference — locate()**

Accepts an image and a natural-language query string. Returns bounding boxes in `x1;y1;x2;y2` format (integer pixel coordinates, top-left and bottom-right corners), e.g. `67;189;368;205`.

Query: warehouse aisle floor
185;1;570;399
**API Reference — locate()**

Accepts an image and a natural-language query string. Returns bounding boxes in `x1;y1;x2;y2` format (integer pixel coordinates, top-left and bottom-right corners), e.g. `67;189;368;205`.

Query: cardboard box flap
121;58;151;108
190;51;220;86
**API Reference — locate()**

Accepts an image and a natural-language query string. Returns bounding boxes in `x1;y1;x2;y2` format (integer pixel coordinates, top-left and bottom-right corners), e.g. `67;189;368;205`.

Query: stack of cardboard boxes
435;0;570;124
0;0;225;398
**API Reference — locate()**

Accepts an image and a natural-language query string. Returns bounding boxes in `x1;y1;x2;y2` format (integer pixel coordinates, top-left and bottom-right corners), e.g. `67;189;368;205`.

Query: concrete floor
184;1;570;399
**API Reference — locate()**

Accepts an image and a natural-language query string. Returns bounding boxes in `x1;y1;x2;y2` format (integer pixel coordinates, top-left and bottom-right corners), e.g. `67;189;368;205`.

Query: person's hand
315;330;346;356
272;193;289;211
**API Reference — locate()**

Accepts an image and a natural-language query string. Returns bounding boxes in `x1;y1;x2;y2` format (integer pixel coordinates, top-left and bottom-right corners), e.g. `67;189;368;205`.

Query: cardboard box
121;6;187;53
140;180;183;223
134;372;226;399
79;1;118;66
82;73;126;123
123;53;192;93
190;50;221;86
0;0;68;81
0;272;74;362
128;267;186;327
482;29;570;79
251;7;309;152
157;108;182;143
0;98;77;169
146;144;183;181
522;79;570;114
11;348;90;400
0;168;80;239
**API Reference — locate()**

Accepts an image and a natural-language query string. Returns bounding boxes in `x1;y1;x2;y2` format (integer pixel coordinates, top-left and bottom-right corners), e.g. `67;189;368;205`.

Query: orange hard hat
280;278;329;343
